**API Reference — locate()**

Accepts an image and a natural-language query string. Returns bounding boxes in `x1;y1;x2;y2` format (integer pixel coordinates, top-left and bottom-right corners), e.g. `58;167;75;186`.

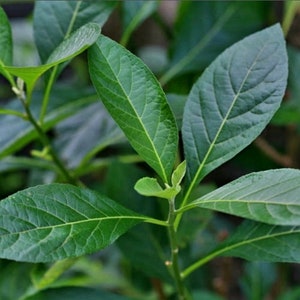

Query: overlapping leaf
182;24;288;197
88;35;178;183
4;23;100;94
182;220;300;278
188;169;300;226
161;1;269;84
0;87;97;159
0;184;145;262
33;1;116;62
120;0;158;46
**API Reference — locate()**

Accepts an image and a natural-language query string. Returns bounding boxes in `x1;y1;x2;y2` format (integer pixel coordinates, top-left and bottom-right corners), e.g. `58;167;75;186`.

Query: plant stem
21;98;82;186
166;197;187;299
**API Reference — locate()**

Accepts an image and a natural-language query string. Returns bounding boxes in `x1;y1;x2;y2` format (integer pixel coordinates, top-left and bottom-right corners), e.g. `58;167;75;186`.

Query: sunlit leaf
182;24;288;198
89;35;178;183
188;169;300;226
0;184;146;262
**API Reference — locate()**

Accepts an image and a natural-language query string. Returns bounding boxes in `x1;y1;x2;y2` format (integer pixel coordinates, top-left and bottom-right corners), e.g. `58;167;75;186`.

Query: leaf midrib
98;42;168;182
185;43;268;201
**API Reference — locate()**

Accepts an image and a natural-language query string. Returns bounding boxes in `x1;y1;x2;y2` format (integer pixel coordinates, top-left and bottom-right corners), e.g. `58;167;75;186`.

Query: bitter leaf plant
0;2;298;299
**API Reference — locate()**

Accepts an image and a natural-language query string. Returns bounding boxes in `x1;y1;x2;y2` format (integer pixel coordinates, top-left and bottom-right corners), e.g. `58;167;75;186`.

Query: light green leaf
171;160;186;187
182;24;288;199
188;169;300;226
182;220;300;278
0;7;12;66
120;0;158;46
88;35;178;183
0;87;98;159
0;183;146;262
4;23;100;95
33;1;116;63
135;177;180;199
161;1;270;84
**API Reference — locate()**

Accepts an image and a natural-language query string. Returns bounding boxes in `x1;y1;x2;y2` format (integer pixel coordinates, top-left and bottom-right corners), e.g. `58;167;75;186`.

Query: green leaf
135;177;180;199
55;102;124;169
171;160;186;187
33;1;116;63
0;7;12;66
0;261;34;300
188;169;300;226
4;23;100;95
88;35;178;183
0;183;145;262
182;24;288;197
120;0;158;46
0;87;98;159
182;220;300;278
161;1;270;84
26;287;131;300
218;221;300;263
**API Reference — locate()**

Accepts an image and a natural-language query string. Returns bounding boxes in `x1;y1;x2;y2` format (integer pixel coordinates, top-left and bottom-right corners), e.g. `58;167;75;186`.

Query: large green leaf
33;1;116;63
182;24;288;199
182;220;300;278
0;183;145;262
187;169;300;226
0;87;97;159
161;1;270;84
4;23;100;95
88;35;178;183
0;7;12;66
120;0;158;46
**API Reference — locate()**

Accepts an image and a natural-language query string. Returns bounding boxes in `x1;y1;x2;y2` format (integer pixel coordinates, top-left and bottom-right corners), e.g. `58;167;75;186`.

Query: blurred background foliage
1;1;300;299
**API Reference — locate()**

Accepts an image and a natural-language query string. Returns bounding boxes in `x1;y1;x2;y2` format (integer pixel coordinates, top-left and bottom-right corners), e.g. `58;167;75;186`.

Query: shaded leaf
120;0;158;46
182;220;300;278
88;35;178;183
0;184;145;262
55;102;124;169
0;7;12;65
0;87;98;159
33;1;116;63
182;24;288;197
219;221;300;262
189;169;300;226
26;287;131;300
161;1;270;84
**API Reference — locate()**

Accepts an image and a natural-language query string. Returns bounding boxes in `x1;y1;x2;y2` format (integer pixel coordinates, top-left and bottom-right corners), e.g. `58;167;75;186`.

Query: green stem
39;65;58;124
166;198;187;299
22;100;81;186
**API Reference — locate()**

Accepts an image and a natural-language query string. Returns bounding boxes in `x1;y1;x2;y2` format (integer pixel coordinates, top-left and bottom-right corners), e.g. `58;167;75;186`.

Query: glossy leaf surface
0;184;144;262
189;169;300;226
34;1;116;62
182;24;288;195
89;35;178;183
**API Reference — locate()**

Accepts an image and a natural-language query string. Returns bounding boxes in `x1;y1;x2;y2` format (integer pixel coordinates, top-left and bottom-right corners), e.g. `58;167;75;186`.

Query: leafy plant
0;1;299;299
